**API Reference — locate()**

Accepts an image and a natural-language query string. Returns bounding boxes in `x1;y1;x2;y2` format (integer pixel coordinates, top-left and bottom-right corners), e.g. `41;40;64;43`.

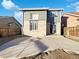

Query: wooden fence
0;28;21;37
64;25;79;37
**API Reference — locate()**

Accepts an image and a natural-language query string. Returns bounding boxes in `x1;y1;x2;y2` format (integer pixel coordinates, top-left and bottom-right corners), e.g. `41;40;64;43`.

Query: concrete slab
0;35;79;58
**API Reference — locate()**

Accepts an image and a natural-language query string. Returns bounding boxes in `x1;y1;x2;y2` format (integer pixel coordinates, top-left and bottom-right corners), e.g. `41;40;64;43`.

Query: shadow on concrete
30;39;48;52
0;35;31;51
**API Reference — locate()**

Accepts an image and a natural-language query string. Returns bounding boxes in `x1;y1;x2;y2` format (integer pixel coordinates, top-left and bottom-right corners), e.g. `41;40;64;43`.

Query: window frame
29;20;38;31
30;13;39;20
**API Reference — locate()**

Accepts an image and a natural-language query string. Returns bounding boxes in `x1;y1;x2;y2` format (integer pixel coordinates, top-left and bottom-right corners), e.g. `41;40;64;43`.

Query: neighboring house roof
71;12;79;15
0;16;21;28
19;8;63;11
64;12;79;17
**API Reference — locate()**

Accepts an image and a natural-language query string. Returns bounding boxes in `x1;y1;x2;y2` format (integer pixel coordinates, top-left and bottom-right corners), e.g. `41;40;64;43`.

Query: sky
0;0;79;24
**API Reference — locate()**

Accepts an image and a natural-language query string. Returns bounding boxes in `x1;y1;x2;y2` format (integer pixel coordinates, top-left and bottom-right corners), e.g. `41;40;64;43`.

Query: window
30;20;38;31
30;13;39;20
29;13;39;31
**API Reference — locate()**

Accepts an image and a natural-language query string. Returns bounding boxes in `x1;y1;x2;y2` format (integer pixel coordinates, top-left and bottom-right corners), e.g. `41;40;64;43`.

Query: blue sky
0;0;79;24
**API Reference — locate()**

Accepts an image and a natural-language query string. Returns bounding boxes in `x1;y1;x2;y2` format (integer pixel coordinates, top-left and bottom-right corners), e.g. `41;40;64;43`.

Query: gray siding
24;10;47;21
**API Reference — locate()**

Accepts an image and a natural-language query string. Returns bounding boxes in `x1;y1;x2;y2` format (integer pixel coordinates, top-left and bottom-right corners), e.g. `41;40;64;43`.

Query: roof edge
19;8;63;11
64;12;79;17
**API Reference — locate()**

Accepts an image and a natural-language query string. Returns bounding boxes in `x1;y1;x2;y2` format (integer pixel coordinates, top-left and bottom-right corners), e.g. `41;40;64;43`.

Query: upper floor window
30;13;39;20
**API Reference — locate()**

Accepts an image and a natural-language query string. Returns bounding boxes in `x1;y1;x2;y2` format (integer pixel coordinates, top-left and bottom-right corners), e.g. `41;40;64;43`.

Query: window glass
30;13;39;20
30;20;38;31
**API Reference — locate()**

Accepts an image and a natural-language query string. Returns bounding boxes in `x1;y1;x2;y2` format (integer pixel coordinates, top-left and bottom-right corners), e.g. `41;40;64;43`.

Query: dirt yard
20;49;79;59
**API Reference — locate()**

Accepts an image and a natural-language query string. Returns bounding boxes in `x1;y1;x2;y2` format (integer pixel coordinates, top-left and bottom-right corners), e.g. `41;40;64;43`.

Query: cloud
76;6;79;11
67;2;79;11
66;0;74;2
1;0;22;24
1;0;18;10
14;11;22;18
66;5;71;8
14;11;22;19
14;11;23;24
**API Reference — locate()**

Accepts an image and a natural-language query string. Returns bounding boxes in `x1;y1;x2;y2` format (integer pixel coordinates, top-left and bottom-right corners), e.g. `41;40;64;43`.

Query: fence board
0;28;21;37
64;26;79;37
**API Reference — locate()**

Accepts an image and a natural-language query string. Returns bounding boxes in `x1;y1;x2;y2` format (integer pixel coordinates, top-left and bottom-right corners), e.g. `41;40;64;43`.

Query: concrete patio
0;35;79;59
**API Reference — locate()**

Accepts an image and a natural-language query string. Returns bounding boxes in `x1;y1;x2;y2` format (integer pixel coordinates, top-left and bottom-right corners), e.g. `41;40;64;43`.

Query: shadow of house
0;35;31;51
0;36;48;58
30;39;48;52
61;16;68;35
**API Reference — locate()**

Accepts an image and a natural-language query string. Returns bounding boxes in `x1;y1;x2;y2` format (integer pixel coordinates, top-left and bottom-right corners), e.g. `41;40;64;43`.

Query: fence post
64;27;67;37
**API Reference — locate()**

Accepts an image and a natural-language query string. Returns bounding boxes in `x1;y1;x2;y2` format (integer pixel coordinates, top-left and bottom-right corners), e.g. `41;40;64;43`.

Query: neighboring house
20;8;63;37
62;12;79;27
0;16;21;37
61;12;79;36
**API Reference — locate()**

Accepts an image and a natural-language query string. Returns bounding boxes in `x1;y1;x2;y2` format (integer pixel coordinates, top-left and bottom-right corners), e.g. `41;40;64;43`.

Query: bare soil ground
20;49;79;59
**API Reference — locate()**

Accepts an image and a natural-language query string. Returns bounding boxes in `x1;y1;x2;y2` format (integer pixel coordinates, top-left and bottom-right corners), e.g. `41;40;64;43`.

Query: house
20;8;63;37
62;12;79;27
0;16;21;37
61;12;79;36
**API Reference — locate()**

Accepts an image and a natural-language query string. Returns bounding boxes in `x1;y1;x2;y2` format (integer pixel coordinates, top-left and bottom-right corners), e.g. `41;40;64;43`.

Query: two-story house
20;8;63;37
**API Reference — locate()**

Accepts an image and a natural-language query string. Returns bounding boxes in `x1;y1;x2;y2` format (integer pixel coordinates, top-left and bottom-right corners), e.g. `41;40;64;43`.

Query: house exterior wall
63;14;79;27
55;11;62;35
47;11;62;35
46;11;54;35
23;10;47;37
22;8;62;37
